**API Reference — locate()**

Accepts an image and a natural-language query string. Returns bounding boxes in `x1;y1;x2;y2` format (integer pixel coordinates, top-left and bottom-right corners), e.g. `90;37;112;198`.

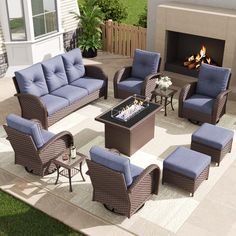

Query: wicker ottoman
191;123;234;166
162;147;211;196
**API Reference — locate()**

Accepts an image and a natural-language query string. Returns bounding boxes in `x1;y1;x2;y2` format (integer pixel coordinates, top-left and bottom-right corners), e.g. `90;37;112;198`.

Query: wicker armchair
179;64;231;124
4;114;73;176
113;49;161;99
87;146;160;218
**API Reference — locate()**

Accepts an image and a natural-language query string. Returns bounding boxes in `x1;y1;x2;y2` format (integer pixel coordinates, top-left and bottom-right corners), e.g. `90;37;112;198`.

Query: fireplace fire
183;45;216;70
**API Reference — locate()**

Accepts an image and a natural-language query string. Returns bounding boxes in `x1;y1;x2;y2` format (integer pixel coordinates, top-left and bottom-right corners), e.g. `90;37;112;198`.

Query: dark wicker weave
86;159;160;218
178;77;231;124
4;125;73;176
162;165;210;196
13;65;108;129
191;138;233;166
113;65;161;99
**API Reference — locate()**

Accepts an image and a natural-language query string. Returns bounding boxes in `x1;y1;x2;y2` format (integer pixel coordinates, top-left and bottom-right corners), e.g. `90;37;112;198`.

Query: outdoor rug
0;94;236;235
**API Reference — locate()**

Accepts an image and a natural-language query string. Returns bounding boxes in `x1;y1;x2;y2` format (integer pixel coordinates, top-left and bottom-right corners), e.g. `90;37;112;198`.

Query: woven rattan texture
162;165;210;196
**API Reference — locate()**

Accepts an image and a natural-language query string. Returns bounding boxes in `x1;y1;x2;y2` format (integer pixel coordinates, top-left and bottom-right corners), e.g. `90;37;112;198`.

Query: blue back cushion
131;49;160;80
15;63;49;97
196;64;231;98
62;48;85;83
90;146;133;186
42;56;68;92
6;114;54;148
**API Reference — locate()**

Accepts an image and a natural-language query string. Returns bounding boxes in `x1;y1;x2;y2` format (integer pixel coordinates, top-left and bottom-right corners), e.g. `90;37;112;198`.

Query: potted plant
74;0;104;58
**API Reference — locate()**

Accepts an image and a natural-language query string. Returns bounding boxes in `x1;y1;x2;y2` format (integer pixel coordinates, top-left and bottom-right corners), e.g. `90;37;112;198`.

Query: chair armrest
38;131;73;159
128;164;160;195
113;66;132;98
40;131;74;151
84;65;108;81
179;82;197;102
212;89;231;121
178;82;197;118
142;73;162;98
113;66;132;84
15;93;48;129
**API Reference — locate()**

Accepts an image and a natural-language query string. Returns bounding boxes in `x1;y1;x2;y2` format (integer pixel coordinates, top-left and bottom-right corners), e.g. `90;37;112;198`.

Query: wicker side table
53;151;86;192
151;87;177;116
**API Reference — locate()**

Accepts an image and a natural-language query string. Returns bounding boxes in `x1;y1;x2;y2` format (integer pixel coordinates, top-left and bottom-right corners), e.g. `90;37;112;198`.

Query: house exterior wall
0;23;7;78
60;0;80;51
147;0;236;51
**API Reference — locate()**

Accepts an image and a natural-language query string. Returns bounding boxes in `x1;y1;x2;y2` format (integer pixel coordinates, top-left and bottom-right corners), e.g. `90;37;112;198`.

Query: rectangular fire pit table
95;96;162;156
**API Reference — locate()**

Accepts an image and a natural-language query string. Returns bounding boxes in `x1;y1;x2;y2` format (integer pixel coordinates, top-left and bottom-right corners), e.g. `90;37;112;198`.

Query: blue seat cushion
40;94;70;115
6;114;55;148
117;77;143;95
131;49;160;80
183;94;214;114
62;48;85;83
71;76;106;94
15;63;49;97
51;85;88;104
130;163;144;181
196;64;231;98
90;146;133;186
41;130;55;144
192;123;234;150
42;56;68;92
163;147;211;179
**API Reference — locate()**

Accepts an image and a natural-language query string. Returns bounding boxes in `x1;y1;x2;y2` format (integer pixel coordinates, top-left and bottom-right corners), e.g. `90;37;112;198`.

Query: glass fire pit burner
111;95;150;122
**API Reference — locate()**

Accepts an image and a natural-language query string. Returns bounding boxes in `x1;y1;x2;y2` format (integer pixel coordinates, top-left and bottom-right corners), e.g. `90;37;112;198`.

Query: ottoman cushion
163;147;211;179
192;123;234;150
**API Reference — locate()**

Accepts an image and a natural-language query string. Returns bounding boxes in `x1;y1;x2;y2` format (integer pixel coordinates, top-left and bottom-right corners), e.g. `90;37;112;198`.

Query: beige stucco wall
147;0;236;51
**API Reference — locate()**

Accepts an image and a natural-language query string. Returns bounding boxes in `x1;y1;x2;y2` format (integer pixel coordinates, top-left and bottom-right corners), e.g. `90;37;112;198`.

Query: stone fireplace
155;2;236;99
165;31;225;77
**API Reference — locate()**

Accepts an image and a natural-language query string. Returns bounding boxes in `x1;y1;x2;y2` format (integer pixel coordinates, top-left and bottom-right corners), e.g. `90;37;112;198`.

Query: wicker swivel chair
4;114;73;176
113;49;161;99
86;146;160;218
179;64;231;124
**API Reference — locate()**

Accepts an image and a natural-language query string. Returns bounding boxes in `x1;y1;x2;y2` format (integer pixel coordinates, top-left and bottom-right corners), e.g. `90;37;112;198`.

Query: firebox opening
165;31;225;78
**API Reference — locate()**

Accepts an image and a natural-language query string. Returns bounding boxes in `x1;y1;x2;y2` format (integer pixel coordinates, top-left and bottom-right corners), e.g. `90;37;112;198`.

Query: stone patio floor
0;51;236;236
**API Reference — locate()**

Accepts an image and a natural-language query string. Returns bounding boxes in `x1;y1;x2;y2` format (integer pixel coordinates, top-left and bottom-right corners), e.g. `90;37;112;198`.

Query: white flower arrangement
156;76;172;90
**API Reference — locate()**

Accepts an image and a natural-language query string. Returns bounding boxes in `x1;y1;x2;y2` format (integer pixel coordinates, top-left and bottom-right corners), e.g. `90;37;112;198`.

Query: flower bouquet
156;76;172;91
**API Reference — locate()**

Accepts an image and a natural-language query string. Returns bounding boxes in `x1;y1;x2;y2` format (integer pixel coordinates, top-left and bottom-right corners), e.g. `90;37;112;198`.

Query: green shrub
96;0;128;22
136;5;147;28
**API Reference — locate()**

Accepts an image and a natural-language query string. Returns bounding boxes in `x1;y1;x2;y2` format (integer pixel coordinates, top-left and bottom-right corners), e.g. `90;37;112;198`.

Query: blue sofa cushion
6;114;54;148
42;56;68;92
71;76;106;94
163;147;211;179
62;48;85;83
90;146;133;186
40;94;70;115
183;94;214;114
192;123;234;150
131;49;160;80
196;64;231;98
15;63;49;97
51;85;88;104
117;77;143;95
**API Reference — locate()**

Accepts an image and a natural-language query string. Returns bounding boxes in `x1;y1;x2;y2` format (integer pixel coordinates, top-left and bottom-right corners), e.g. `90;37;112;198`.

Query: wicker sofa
13;48;108;129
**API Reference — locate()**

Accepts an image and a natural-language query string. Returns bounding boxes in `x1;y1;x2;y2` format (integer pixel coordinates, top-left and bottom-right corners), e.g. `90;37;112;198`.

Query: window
31;0;58;38
6;0;27;41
